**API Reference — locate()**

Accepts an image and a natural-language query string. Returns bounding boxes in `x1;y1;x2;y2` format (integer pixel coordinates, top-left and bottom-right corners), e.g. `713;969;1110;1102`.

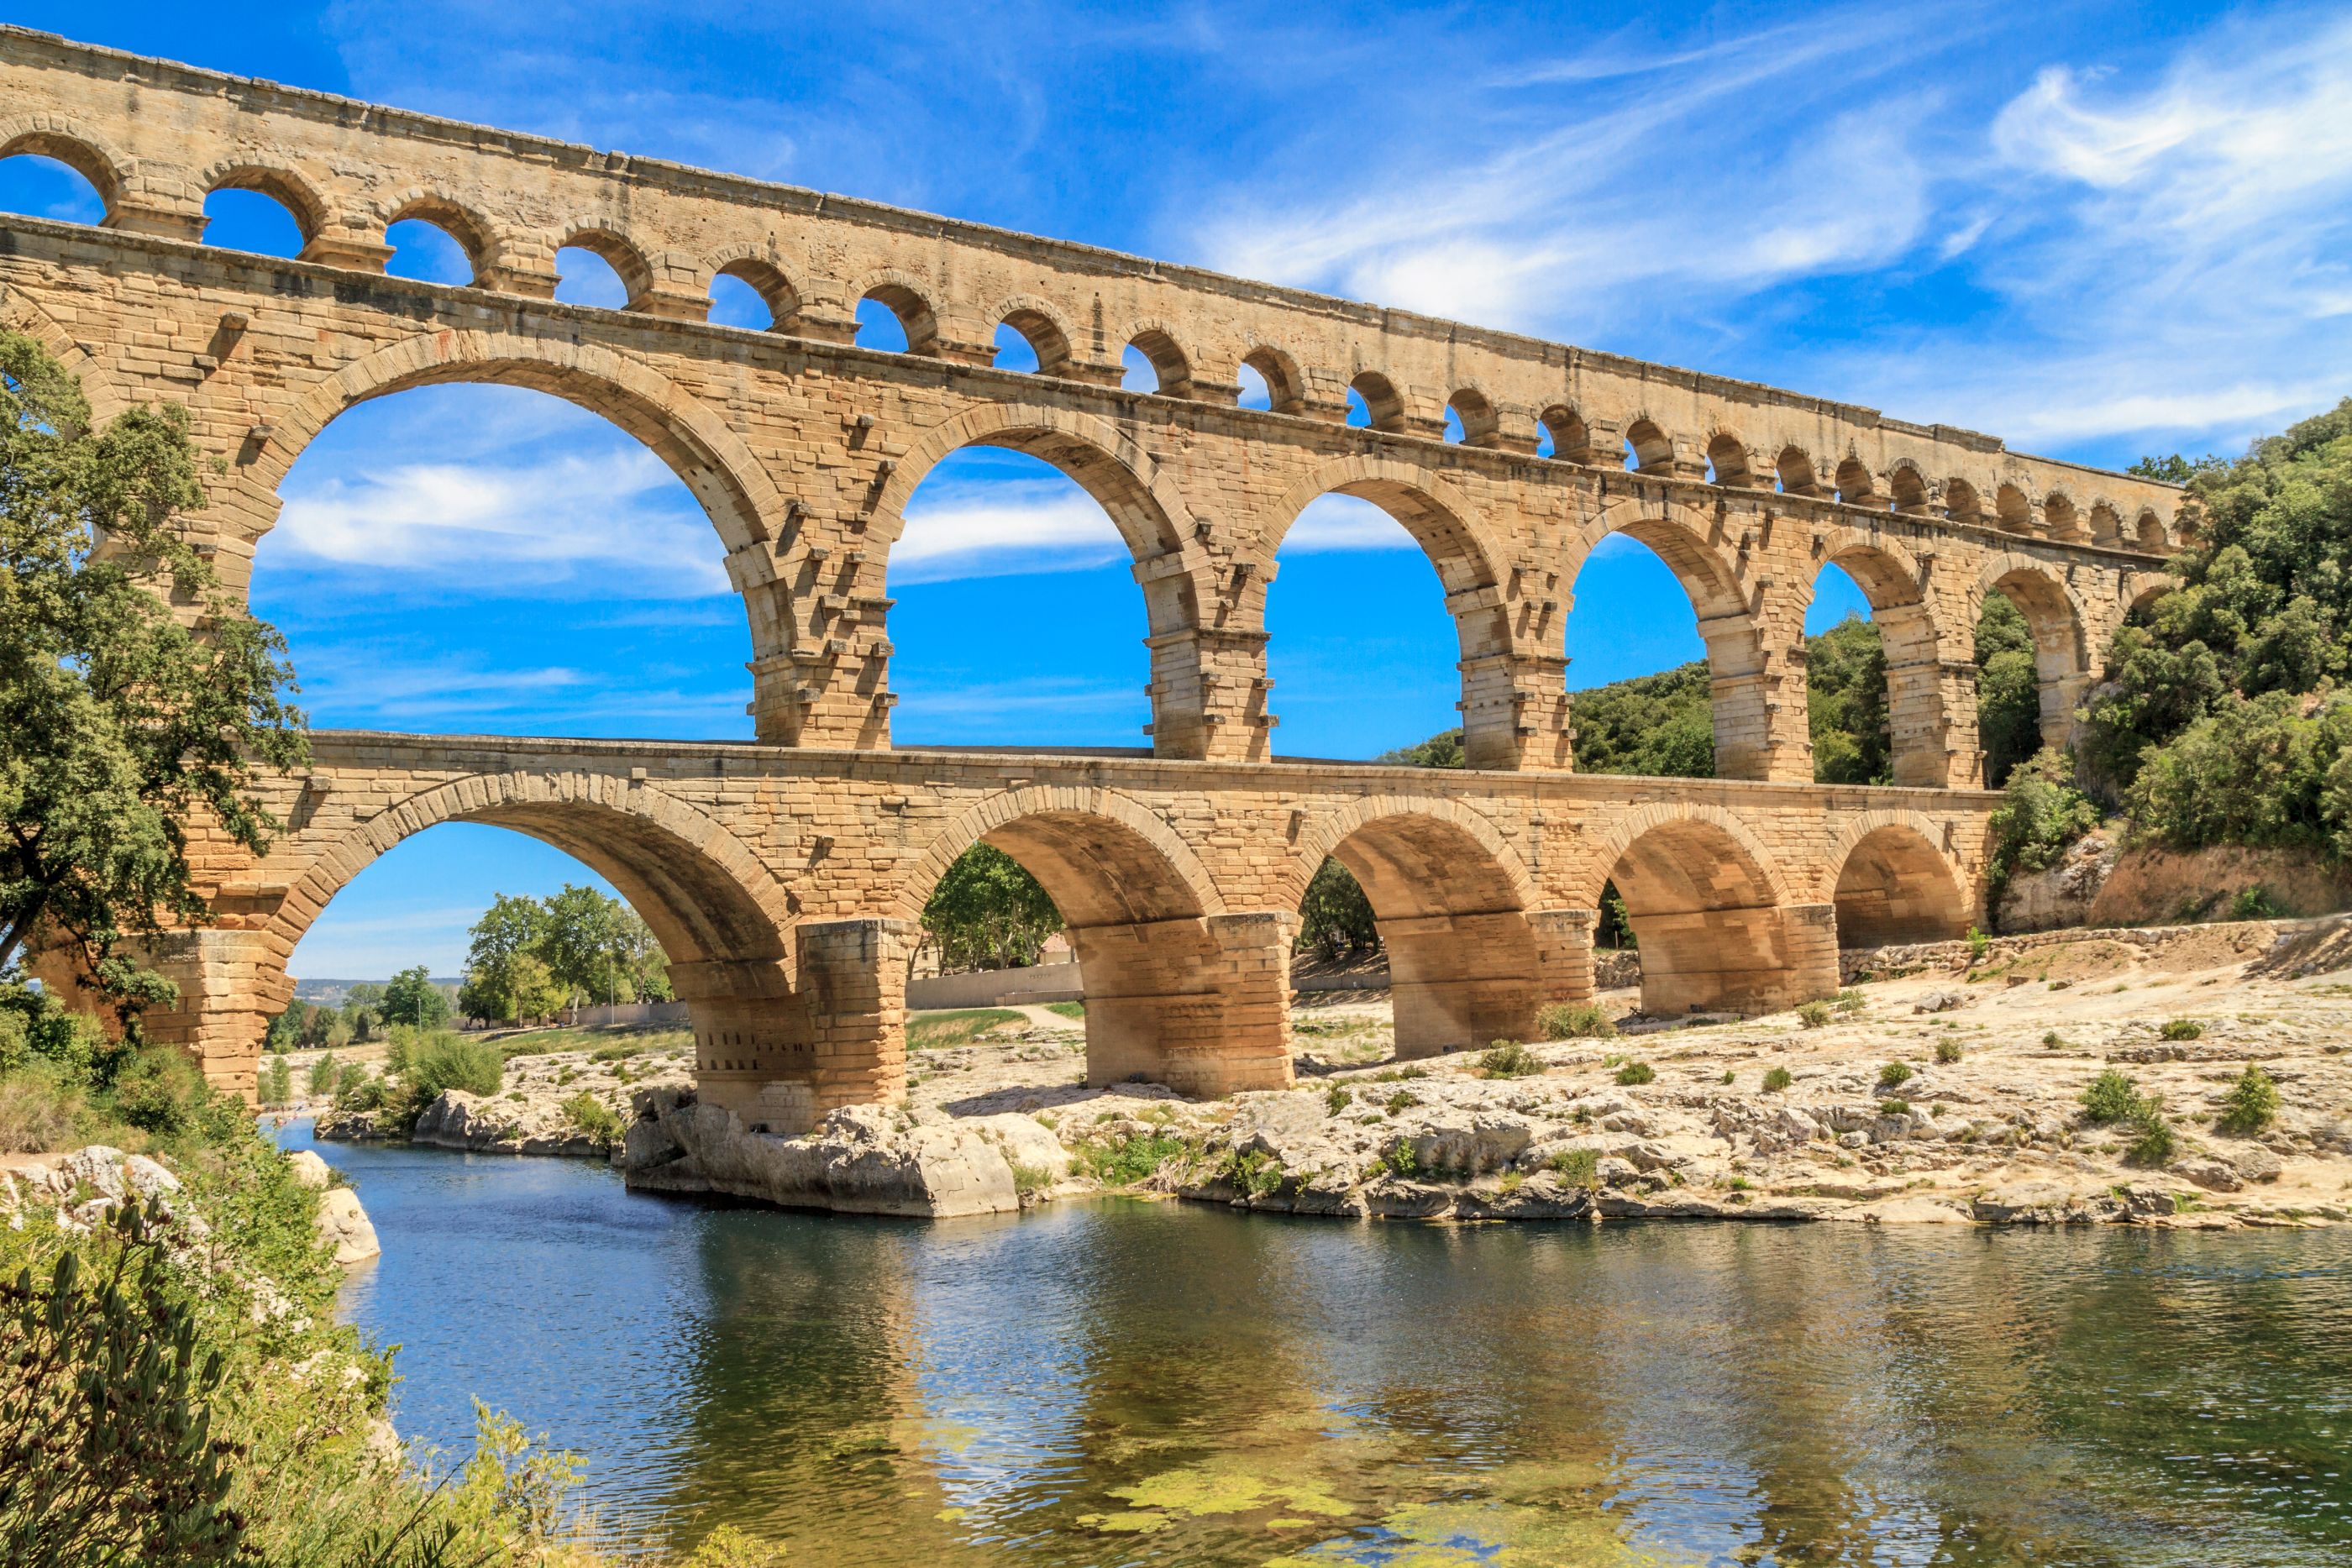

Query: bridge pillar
1526;908;1601;1004
1383;910;1543;1057
86;929;290;1101
685;919;914;1129
1068;912;1294;1096
1888;656;1987;789
1142;625;1270;762
1632;901;1840;1016
1458;651;1574;770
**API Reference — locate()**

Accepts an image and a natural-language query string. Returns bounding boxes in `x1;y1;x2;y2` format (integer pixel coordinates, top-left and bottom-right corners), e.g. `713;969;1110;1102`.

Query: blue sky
8;1;2350;979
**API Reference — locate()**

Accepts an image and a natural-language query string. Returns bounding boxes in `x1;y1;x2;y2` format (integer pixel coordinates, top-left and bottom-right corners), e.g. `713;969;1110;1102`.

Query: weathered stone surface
314;1185;381;1265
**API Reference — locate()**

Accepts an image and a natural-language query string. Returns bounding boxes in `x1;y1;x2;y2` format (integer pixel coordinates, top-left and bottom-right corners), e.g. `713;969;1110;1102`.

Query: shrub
1381;1141;1420;1179
1546;1146;1602;1190
1719;1069;1734;1084
2160;1018;2205;1041
2218;1064;2281;1135
558;1091;626;1151
1796;1000;1832;1029
1935;1041;1964;1065
1762;1067;1793;1093
1536;1001;1616;1040
1984;747;2100;897
1010;1163;1055;1201
1966;926;1990;961
1879;1099;1912;1117
1323;1083;1351;1115
333;1070;389;1114
306;1050;339;1099
106;1046;207;1138
408;1032;502;1099
2125;1099;2176;1167
1075;1132;1189;1187
1614;1060;1655;1086
2042;1030;2066;1048
2082;1069;2144;1124
683;1524;791;1568
1833;989;1867;1014
259;1054;293;1109
0;1059;87;1154
1478;1040;1541;1078
2232;884;2283;920
1877;1062;1913;1088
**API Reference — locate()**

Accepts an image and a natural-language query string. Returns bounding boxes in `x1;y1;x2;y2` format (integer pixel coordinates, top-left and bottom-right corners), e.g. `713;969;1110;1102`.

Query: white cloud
1283;494;1415;553
890;481;1130;583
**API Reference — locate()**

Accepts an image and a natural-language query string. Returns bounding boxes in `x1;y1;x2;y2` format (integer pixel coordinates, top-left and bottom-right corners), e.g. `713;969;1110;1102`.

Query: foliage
1805;616;1891;784
2231;884;2283;920
1935;1040;1964;1065
1297;857;1380;960
2159;1018;2205;1041
2124;1098;2176;1167
1878;1099;1911;1117
1546;1146;1601;1190
2218;1064;2280;1135
0;1201;246;1565
681;1523;790;1566
2126;691;2352;857
920;844;1063;972
1375;730;1466;768
307;1051;340;1099
1796;1000;1832;1029
1984;747;2102;903
905;1008;1024;1051
0;979;109;1082
390;1032;503;1132
1973;594;2046;789
1477;1041;1541;1078
459;887;668;1021
2082;1069;2145;1125
1761;1067;1793;1093
1536;1000;1615;1040
109;1045;207;1137
259;1054;292;1109
381;964;451;1030
559;1091;626;1151
1565;662;1717;778
1614;1060;1654;1086
1877;1062;1912;1088
1074;1131;1190;1187
0;330;307;1017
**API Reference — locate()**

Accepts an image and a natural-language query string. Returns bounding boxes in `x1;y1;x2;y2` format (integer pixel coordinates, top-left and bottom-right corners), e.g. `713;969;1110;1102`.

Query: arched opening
1267;494;1461;759
884;446;1152;748
857;284;936;354
2135;509;2168;552
2044;492;2082;542
2088;502;2123;547
906;803;1284;1097
1888;466;1929;515
1995;483;2034;535
382;197;487;286
1346;372;1404;433
1803;544;1944;786
1833;457;1875;507
1564;523;1749;778
1625;418;1674;473
1597;817;1809;1015
1125;329;1189;396
995;308;1069;375
555;230;649;310
202;177;312;258
1832;826;1970;947
1302;810;1541;1058
1239;347;1305;415
1536;406;1594;464
1444;389;1498;447
0;140;110;225
1977;565;2084;785
710;261;795;332
251;381;753;742
1776;446;1821;497
1945;478;1982;523
1707;434;1756;488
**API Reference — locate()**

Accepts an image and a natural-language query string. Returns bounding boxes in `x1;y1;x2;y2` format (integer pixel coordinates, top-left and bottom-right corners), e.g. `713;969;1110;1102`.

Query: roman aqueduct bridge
0;29;2186;1110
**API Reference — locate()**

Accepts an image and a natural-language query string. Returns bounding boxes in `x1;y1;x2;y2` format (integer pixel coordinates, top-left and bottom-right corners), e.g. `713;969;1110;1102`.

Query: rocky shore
322;916;2352;1230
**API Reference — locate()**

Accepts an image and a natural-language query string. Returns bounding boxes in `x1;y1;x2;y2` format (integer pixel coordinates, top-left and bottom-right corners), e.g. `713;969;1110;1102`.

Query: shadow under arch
1805;529;1950;786
1287;797;1546;1057
1578;805;1826;1015
896;787;1287;1097
1261;455;1524;767
270;768;801;1104
1828;817;1973;947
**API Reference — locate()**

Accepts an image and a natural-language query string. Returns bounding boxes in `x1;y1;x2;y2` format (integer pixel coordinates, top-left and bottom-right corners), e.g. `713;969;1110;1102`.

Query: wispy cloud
890;480;1131;583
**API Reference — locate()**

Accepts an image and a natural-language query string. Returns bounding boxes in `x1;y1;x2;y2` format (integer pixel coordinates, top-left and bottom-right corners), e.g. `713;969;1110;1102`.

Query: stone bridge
0;29;2184;1105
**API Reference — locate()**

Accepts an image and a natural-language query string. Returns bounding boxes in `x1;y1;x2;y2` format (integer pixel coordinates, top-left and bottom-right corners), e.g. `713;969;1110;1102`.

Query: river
278;1121;2352;1566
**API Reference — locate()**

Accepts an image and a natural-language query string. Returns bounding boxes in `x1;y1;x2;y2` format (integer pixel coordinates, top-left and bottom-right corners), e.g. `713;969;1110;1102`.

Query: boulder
315;1186;381;1264
2229;1145;2284;1184
286;1150;334;1189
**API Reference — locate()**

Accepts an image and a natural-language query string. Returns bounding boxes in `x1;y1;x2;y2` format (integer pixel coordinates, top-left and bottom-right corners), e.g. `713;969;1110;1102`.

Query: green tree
379;965;449;1029
1806;614;1891;784
0;329;306;1020
1297;857;1379;960
1974;593;2045;789
921;844;1063;970
537;883;632;1007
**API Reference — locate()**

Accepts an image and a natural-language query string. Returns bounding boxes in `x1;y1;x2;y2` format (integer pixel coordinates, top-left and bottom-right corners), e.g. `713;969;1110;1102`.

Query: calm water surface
279;1122;2352;1566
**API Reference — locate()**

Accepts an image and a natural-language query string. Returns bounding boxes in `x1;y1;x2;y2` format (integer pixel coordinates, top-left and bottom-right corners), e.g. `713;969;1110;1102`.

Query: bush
407;1032;502;1100
1614;1060;1655;1086
1323;1083;1351;1115
1967;926;1990;960
1984;748;2101;899
1075;1132;1189;1187
2082;1069;2144;1124
1877;1062;1914;1088
1536;1001;1616;1040
259;1054;293;1109
2218;1064;2281;1135
1796;1000;1832;1029
2232;884;2283;920
2125;1099;2176;1167
1834;989;1866;1014
1010;1163;1055;1201
558;1091;626;1151
306;1051;339;1099
106;1046;207;1138
2160;1018;2205;1041
1478;1041;1541;1078
1879;1099;1912;1117
1935;1041;1964;1065
1761;1067;1793;1093
0;1059;87;1154
1546;1146;1602;1190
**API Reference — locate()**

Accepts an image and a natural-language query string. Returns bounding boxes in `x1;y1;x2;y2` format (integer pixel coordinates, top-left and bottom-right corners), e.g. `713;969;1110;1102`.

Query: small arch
1445;387;1499;447
1624;417;1674;473
1887;464;1929;514
556;225;655;309
995;300;1074;376
1943;477;1982;523
1126;326;1192;397
1239;345;1306;414
381;192;492;282
855;275;939;354
1834;456;1876;506
1830;820;1971;947
1994;482;2034;534
2135;509;2169;552
0;123;123;218
1706;433;1756;488
2044;490;2082;540
1347;371;1405;433
711;257;800;332
1534;405;1578;460
1776;446;1821;496
202;162;328;244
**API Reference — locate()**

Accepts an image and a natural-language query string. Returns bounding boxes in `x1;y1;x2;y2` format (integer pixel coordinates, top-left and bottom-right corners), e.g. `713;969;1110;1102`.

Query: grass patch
1044;1000;1086;1020
1879;1099;1912;1117
1478;1040;1542;1078
1935;1040;1964;1065
1762;1067;1793;1093
1614;1060;1655;1087
2160;1018;2205;1041
559;1091;626;1151
1075;1132;1191;1187
1878;1062;1914;1089
1536;1001;1616;1040
906;1008;1026;1051
1546;1146;1602;1190
1796;1000;1833;1029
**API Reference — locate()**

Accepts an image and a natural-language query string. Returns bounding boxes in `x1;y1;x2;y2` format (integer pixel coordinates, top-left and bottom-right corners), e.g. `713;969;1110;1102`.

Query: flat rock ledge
620;1089;1071;1219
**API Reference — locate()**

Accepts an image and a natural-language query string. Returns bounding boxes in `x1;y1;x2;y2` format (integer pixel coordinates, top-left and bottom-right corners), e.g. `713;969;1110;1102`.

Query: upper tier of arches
0;30;2187;552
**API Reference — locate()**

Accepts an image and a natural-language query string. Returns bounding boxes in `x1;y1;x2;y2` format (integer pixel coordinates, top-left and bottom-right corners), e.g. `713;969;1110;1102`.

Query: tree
380;965;449;1029
1297;857;1378;961
537;884;633;1006
921;844;1063;971
0;330;306;1020
1975;594;2045;789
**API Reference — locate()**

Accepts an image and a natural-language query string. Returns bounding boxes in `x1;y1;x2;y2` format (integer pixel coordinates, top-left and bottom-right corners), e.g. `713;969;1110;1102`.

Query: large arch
1828;817;1973;947
1577;804;1823;1015
1976;553;2091;756
1804;530;1953;787
1287;797;1545;1057
896;787;1287;1097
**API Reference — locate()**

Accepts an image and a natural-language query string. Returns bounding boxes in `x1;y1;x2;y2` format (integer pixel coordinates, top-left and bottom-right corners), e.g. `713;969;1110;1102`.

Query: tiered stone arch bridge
0;29;2177;1106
